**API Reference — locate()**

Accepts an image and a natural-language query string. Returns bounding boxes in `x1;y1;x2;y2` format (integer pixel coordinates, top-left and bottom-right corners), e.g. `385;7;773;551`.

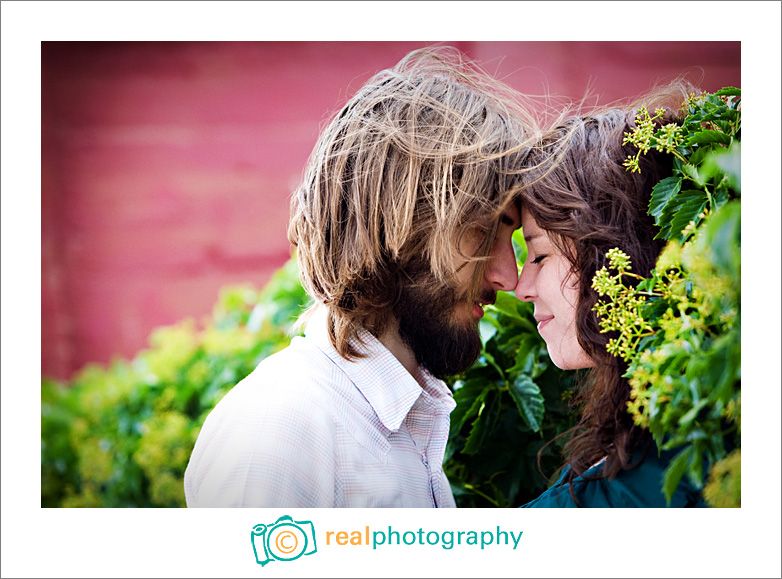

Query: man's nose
485;239;519;292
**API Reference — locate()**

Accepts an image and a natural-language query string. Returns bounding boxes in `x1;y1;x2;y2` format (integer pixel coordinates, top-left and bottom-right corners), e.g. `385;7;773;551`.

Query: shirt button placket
421;455;438;507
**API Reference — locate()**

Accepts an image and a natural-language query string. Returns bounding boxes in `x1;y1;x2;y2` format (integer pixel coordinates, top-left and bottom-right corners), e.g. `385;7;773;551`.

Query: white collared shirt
184;308;457;508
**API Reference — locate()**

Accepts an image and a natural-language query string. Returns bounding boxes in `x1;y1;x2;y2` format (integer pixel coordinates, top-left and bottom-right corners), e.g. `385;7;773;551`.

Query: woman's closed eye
531;254;547;265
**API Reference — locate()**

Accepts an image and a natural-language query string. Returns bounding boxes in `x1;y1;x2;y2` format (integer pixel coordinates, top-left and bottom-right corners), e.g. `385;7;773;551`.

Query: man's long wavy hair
519;82;694;491
289;47;540;359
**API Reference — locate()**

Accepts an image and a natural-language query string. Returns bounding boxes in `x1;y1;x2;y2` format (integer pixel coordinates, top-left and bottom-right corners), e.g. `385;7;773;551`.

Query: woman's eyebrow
523;232;542;243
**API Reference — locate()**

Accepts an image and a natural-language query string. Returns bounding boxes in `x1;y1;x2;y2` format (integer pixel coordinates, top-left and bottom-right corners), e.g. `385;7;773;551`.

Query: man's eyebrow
500;212;521;228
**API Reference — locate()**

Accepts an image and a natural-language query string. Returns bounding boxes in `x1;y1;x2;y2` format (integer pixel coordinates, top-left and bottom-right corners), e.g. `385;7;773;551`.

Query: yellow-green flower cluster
703;448;741;508
622;106;663;153
622;106;686;172
591;249;654;361
656;123;685;155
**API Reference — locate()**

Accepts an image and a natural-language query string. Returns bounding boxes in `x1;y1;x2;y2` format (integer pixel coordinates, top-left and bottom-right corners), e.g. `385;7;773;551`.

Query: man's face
395;203;521;379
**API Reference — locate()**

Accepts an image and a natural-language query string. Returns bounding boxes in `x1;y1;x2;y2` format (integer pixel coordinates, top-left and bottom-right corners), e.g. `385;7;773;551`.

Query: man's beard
394;278;494;380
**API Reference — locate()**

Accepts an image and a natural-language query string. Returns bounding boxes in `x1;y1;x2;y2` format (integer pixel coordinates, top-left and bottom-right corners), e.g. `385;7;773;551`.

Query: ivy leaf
648;176;682;223
669;193;708;242
508;375;545;433
656;189;702;240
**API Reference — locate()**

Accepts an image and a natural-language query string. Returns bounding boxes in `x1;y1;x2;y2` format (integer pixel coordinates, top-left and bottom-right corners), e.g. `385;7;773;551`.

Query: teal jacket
522;445;705;508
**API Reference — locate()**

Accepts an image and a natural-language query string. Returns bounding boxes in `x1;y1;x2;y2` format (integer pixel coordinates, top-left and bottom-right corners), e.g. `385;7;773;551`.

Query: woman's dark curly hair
519;84;693;491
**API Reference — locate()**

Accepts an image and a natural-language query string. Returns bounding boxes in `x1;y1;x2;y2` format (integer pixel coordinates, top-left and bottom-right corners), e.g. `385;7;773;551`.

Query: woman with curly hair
515;87;707;507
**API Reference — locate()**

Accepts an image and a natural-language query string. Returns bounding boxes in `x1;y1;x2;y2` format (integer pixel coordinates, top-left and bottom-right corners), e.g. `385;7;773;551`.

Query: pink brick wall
41;41;741;380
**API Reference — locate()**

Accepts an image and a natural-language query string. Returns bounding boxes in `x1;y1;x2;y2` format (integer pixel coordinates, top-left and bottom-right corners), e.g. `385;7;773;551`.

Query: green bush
592;88;741;507
41;259;311;507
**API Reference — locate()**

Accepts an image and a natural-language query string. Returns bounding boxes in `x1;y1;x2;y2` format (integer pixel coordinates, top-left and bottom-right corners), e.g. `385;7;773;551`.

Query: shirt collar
304;306;454;432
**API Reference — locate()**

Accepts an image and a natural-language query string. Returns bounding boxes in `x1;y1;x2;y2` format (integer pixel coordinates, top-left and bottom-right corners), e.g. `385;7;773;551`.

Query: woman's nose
514;265;535;302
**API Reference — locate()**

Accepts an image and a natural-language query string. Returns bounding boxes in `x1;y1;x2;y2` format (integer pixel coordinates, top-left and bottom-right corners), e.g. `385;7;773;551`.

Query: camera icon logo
251;515;317;566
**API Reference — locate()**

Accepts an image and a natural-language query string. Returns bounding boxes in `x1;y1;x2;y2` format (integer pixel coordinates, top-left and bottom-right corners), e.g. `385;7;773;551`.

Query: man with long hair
184;48;537;507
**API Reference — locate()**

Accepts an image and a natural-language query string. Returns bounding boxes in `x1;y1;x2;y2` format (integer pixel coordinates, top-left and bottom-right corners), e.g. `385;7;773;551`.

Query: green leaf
508;375;546;433
701;143;741;194
648;176;682;222
463;390;500;455
678;399;709;429
491;291;525;320
694;200;741;274
686;143;715;167
508;333;539;375
688;130;732;146
688;441;705;487
680;163;704;187
451;382;490;436
512;227;527;264
714;87;741;97
655;189;701;240
478;318;498;344
669;193;708;242
661;445;693;505
481;350;505;380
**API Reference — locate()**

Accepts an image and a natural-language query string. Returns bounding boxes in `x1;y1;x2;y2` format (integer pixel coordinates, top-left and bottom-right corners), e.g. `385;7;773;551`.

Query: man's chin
394;285;485;380
407;323;483;380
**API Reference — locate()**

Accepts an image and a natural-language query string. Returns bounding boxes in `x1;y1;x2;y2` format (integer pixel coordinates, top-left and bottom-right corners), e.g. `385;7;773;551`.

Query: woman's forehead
520;207;544;239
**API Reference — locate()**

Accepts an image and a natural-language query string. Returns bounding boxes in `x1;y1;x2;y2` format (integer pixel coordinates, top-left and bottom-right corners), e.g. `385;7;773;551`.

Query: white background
3;2;780;578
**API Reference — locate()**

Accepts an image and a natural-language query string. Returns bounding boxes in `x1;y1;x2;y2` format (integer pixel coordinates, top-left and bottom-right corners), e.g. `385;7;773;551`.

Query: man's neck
377;320;423;383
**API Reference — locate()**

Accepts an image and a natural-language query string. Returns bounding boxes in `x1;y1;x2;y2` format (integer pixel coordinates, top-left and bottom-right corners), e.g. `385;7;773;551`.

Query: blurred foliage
593;87;741;507
41;259;311;507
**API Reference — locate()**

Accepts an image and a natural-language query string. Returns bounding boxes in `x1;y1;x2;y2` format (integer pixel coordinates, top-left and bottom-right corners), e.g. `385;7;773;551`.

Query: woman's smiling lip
535;314;554;330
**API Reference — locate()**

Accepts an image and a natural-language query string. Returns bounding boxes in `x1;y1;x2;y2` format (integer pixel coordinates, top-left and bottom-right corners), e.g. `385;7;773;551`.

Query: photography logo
251;515;317;566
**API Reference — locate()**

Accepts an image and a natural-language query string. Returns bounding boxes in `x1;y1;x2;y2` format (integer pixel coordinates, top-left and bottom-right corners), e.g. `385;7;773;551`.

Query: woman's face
514;208;595;370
